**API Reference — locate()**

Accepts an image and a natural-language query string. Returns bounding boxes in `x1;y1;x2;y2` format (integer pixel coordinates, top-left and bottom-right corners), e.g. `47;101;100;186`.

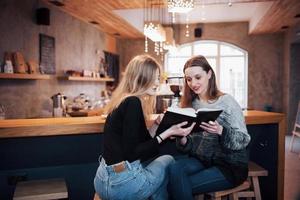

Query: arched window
165;40;248;109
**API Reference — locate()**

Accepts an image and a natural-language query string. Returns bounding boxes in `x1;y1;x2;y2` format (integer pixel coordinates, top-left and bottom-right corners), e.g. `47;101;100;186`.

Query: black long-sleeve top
102;96;160;165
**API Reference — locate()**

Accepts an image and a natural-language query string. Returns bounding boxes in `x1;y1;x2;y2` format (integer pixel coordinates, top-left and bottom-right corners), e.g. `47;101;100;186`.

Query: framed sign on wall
39;34;55;74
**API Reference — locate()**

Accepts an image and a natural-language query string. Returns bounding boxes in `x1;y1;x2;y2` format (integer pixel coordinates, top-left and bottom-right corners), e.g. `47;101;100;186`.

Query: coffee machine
168;77;184;107
51;93;67;117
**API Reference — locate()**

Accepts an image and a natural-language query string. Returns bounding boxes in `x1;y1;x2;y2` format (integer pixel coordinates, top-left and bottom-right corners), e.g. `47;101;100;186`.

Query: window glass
219;57;245;107
206;58;217;74
220;44;243;56
194;43;217;56
166;57;188;76
169;45;192;57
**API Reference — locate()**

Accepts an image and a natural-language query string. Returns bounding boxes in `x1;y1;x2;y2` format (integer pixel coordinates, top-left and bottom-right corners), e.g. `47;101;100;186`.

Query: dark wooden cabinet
0;134;104;200
247;124;279;200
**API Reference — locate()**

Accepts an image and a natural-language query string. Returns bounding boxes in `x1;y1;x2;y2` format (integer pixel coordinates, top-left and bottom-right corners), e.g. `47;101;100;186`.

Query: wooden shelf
61;76;114;82
0;73;51;80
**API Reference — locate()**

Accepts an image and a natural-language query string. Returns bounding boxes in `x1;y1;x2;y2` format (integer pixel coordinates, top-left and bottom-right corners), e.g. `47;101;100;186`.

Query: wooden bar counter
0;110;285;200
0;110;285;138
0;116;106;138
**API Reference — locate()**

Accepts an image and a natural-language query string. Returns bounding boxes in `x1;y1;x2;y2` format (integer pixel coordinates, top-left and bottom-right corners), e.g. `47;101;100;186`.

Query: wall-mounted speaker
36;8;50;26
194;28;202;38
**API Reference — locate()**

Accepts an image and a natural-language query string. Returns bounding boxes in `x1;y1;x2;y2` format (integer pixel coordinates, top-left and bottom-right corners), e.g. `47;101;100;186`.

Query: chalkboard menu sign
39;34;55;74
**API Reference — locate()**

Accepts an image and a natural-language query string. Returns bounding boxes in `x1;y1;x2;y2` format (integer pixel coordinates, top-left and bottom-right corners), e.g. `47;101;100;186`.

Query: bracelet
156;136;162;143
157;135;163;141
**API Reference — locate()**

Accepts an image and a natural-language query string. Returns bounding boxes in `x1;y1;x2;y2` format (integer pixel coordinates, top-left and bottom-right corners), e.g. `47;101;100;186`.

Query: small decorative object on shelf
99;57;107;78
27;60;39;74
65;70;82;77
13;52;27;73
3;52;13;73
3;60;14;73
83;70;93;77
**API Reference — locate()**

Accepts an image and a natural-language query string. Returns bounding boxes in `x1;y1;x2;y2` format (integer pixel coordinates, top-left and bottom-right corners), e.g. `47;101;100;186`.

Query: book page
196;108;222;113
167;107;196;117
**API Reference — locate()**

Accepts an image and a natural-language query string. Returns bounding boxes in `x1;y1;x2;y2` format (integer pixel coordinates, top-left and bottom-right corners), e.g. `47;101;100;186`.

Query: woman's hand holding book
159;121;195;140
199;120;223;135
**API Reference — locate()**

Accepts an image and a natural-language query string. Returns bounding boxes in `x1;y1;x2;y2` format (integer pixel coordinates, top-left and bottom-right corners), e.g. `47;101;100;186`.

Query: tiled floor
285;135;300;200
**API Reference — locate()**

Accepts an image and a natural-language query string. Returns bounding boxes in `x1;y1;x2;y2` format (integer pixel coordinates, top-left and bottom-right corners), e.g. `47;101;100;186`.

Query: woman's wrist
180;136;187;145
218;126;223;135
156;135;164;144
157;135;163;142
160;131;171;140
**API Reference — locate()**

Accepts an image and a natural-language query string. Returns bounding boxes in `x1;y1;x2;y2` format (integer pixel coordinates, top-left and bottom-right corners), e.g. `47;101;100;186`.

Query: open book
156;107;223;134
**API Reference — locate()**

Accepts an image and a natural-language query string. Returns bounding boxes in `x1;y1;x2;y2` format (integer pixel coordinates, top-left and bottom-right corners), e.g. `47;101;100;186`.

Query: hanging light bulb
154;42;160;55
160;41;163;53
201;2;206;21
185;14;190;37
185;24;190;37
172;12;176;23
160;51;164;62
145;36;148;53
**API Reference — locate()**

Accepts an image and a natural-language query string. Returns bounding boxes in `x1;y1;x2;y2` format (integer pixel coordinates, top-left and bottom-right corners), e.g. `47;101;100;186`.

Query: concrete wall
118;22;284;112
289;43;300;132
0;0;114;119
117;39;163;73
284;22;300;133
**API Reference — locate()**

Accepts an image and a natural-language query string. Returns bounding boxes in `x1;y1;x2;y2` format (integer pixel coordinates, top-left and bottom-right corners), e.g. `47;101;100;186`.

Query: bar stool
238;161;268;200
206;181;250;200
13;178;68;200
203;161;268;200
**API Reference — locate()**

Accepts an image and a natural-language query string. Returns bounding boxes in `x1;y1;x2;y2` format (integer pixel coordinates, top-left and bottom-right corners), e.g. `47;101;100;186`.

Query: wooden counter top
0;110;285;138
243;110;285;124
0;116;106;138
0;116;105;128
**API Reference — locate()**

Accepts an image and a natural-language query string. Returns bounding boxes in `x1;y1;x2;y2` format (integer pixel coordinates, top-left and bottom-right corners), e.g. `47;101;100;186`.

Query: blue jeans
168;157;233;200
94;155;175;200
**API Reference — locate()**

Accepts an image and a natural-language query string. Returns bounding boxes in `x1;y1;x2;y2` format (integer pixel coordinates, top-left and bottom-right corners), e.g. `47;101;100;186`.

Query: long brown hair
105;54;161;119
181;55;223;107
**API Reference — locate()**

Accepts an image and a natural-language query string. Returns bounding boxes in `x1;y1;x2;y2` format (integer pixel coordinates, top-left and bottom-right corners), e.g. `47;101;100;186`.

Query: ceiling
45;0;300;38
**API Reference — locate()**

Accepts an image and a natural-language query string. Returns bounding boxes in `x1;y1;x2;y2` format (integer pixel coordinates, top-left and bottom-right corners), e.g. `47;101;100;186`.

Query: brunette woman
168;55;251;199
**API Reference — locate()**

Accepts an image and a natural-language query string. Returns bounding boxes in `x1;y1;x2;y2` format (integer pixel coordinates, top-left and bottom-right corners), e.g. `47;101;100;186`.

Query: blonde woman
94;55;195;200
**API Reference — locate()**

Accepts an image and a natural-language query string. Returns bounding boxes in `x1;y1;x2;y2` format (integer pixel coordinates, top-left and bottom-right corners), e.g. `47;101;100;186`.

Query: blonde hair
105;54;161;119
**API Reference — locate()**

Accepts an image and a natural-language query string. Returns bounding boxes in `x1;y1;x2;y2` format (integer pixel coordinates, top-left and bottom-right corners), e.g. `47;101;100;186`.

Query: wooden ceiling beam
45;0;300;37
250;0;300;34
45;0;144;38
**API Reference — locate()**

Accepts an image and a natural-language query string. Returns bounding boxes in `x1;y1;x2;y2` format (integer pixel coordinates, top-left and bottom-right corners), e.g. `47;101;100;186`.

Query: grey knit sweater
176;94;251;185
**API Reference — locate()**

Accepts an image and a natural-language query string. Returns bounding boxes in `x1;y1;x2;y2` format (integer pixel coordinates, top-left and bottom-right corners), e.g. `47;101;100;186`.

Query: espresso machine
51;93;67;117
168;77;184;107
